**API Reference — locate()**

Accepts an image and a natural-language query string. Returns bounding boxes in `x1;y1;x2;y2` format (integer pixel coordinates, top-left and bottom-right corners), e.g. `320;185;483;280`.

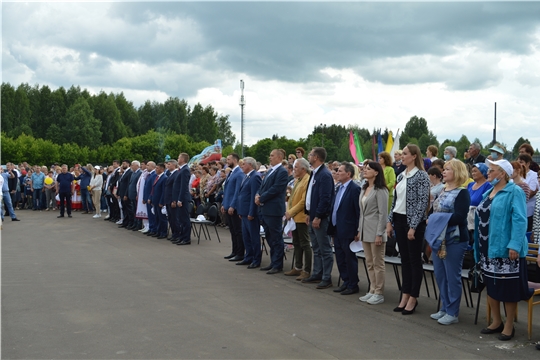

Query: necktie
240;174;249;187
150;175;160;196
332;185;344;226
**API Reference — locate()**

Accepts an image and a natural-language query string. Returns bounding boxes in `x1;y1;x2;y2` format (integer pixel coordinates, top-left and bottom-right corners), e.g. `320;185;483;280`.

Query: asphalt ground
2;209;540;359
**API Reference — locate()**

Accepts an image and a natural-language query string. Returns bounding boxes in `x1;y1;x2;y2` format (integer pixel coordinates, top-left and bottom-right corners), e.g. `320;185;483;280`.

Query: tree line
1;82;236;149
1;83;536;165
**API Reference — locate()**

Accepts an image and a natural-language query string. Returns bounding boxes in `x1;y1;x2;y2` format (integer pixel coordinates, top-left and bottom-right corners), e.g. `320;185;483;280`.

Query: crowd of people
2;141;540;348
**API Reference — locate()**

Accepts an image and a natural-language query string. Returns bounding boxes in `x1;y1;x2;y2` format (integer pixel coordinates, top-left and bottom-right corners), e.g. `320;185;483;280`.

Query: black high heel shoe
402;300;418;315
393;306;405;312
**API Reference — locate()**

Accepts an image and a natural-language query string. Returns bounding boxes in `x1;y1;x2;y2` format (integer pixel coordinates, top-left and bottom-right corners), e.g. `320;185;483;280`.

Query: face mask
443;154;451;161
490;177;500;186
491;152;499;159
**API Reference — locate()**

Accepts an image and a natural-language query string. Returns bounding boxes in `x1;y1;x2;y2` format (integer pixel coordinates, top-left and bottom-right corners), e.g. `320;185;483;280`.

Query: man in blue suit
127;161;142;230
302;147;335;289
221;153;245;261
162;159;180;241
236;157;262;268
151;163;168;239
327;162;361;295
255;149;289;274
143;161;157;236
174;153;192;245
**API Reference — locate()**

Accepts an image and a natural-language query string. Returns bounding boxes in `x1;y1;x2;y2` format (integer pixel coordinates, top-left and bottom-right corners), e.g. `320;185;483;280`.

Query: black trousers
58;192;72;216
393;213;425;298
225;211;244;257
107;194;120;220
122;197;133;226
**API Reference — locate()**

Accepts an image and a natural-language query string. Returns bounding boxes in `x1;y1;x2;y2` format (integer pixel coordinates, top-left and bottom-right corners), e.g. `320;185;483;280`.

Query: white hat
196;215;206;221
485;159;513;177
95;165;101;170
258;165;267;172
488;144;505;155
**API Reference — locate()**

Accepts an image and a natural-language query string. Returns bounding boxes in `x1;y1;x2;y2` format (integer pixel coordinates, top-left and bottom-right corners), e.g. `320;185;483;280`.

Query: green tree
1;83;16;135
92;92;128;145
11;84;33;137
216;114;236;148
159;97;188;134
115;92;141;136
511;137;529;158
63;97;102;148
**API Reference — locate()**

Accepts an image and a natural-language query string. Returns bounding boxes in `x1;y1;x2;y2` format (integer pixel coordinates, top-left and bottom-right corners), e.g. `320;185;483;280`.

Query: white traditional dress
135;169;149;220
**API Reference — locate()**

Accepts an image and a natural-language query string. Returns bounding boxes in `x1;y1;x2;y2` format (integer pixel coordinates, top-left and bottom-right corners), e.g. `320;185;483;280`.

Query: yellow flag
385;131;394;153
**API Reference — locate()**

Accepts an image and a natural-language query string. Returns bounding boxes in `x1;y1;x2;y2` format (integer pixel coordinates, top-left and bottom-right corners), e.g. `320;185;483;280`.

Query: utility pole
239;80;245;158
493;102;497;144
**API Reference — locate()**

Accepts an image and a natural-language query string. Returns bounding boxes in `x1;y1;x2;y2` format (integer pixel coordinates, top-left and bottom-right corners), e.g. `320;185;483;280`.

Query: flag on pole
354;131;364;163
349;131;358;164
349;131;365;164
377;131;384;154
386;131;394;153
390;129;401;156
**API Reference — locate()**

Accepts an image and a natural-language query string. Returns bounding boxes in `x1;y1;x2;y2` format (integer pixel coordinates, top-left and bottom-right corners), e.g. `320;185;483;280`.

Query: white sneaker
367;294;384;305
93;214;99;218
430;310;447;320
359;293;374;302
116;220;123;225
437;314;459;325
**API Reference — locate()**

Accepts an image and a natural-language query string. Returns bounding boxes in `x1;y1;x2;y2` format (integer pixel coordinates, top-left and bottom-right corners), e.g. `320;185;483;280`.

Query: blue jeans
2;191;17;219
309;217;334;282
432;240;468;317
33;188;43;209
80;188;93;211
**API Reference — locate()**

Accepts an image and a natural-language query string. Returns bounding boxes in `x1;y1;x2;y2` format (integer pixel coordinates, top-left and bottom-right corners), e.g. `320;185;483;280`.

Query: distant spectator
431;159;445;172
295;147;305;160
392;150;406;177
465;143;486;165
487;143;505;161
426;145;439;162
443;146;457;161
517;153;539;232
519;143;539;173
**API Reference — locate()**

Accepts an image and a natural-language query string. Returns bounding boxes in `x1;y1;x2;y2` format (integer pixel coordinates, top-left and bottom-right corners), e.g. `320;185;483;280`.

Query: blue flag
377;132;383;154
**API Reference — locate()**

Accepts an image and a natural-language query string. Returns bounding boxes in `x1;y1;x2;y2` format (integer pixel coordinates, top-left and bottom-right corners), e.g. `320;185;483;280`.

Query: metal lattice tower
239;80;245;158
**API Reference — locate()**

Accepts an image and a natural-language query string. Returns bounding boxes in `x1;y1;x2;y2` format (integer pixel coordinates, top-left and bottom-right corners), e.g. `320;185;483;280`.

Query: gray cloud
3;2;540;94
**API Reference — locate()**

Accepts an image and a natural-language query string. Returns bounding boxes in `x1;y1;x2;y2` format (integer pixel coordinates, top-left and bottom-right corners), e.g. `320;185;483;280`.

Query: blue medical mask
443;154;451;161
491;151;499;159
490;178;500;186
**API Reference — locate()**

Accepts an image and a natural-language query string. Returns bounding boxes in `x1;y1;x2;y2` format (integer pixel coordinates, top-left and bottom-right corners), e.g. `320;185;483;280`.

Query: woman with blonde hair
429;159;471;325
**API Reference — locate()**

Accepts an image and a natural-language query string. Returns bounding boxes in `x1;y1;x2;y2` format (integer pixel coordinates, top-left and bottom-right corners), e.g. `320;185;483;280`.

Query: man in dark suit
236;157;262;268
255;149;289;274
116;160;132;228
221;153;245;261
174;153;192;245
328;162;361;295
142;161;157;235
302;147;335;289
127;161;142;230
151;163;168;239
105;160;121;222
162;160;180;241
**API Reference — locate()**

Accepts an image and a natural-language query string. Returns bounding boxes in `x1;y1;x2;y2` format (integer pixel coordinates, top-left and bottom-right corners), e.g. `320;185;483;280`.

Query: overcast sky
3;2;540;148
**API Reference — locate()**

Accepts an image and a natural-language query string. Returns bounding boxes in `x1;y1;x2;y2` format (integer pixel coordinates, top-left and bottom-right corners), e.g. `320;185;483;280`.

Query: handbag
468;262;485;293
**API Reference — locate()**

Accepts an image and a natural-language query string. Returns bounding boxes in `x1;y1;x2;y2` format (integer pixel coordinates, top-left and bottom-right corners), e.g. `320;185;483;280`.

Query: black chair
190;204;221;244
